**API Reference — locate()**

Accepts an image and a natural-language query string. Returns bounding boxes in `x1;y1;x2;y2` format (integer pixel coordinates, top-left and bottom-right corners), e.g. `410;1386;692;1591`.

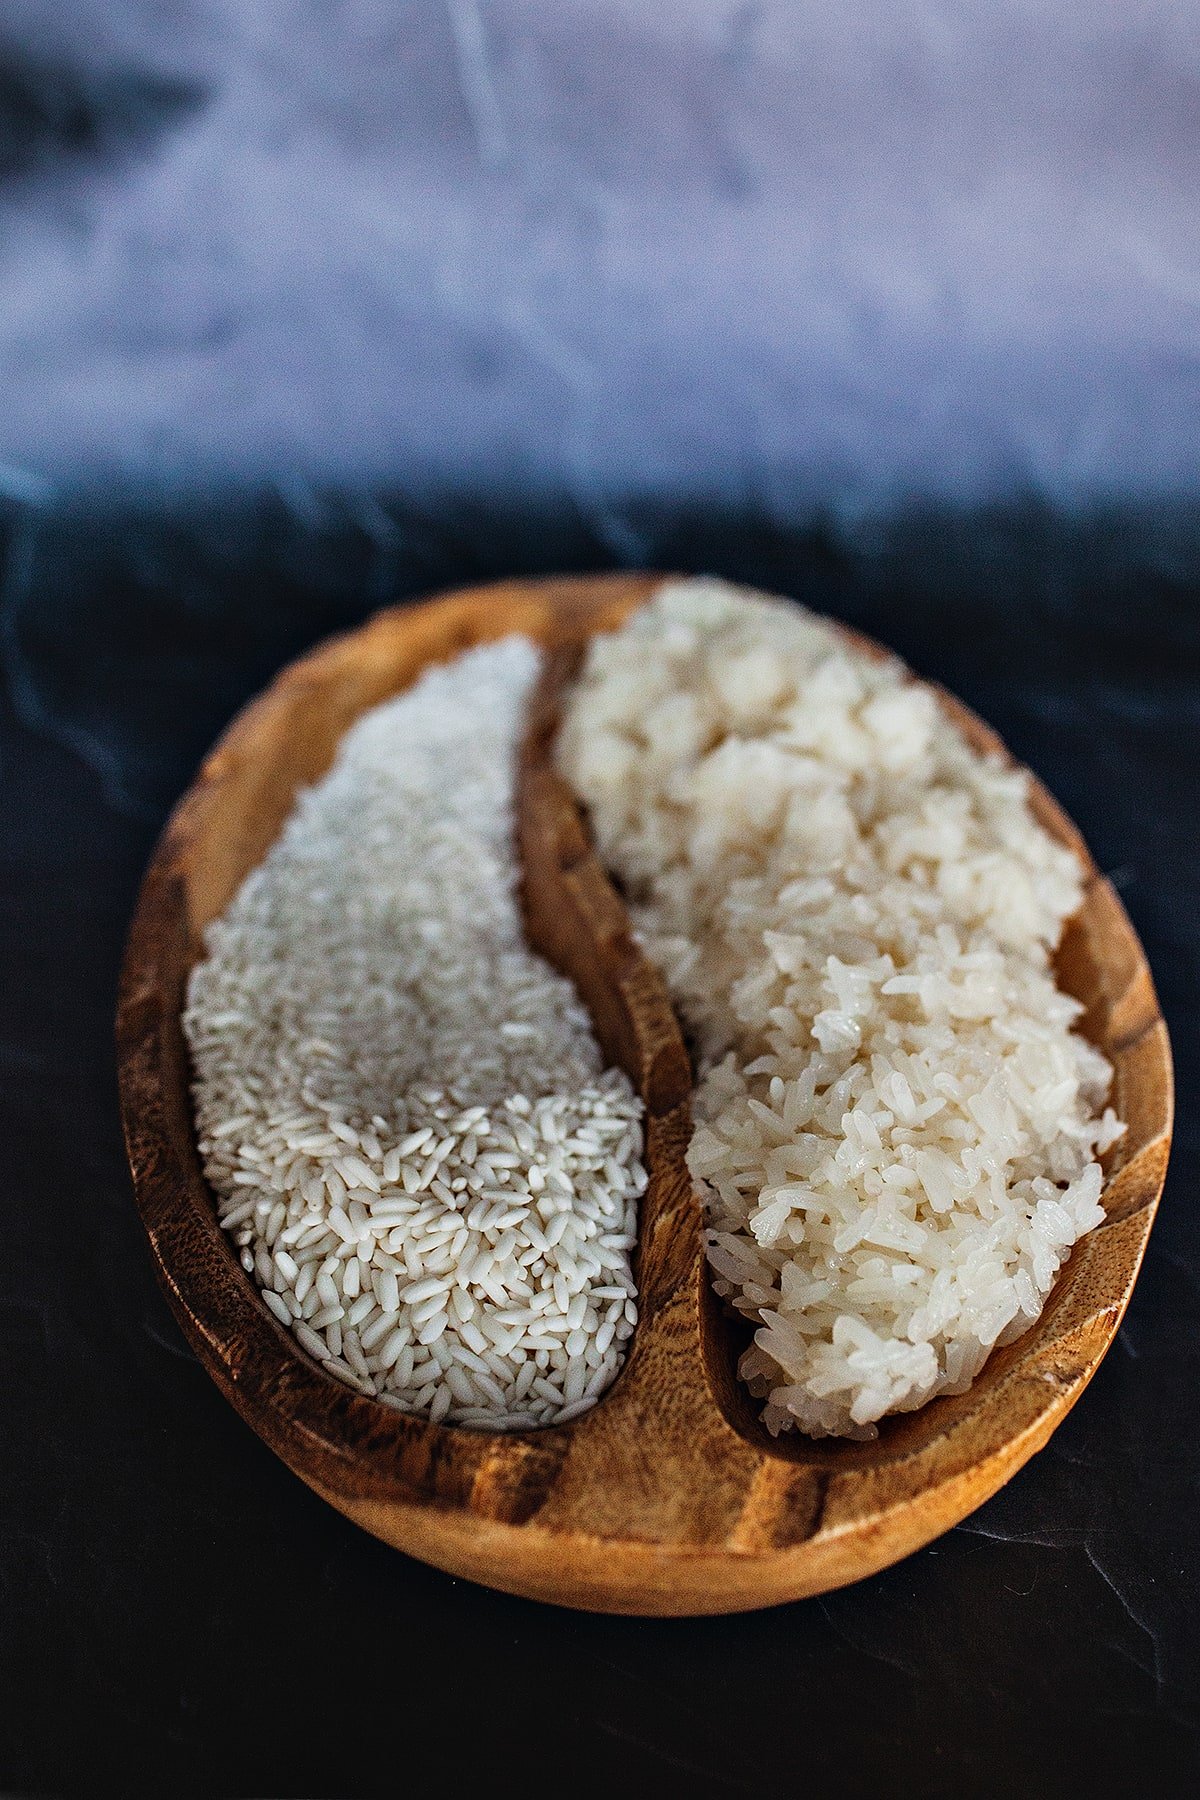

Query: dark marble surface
1;501;1197;1798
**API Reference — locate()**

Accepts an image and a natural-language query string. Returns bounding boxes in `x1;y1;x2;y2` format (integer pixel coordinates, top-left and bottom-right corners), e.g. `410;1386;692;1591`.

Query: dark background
2;5;1198;1796
2;500;1196;1799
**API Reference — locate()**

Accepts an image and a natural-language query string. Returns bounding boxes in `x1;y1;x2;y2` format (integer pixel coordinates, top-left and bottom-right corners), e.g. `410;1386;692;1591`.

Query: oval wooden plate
117;573;1172;1615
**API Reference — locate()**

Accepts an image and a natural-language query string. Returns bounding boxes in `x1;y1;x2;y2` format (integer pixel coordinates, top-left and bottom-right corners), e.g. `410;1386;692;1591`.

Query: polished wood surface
116;574;1172;1613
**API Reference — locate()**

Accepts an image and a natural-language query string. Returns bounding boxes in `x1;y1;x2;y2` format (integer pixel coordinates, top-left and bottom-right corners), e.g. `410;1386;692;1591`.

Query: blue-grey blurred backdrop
0;0;1196;813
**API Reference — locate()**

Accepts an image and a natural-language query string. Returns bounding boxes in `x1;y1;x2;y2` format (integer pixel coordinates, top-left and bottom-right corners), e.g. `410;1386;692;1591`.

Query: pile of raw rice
185;638;645;1429
559;577;1122;1437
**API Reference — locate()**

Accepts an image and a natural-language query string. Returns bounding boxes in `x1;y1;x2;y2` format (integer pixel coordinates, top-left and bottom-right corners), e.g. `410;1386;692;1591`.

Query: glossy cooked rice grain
559;578;1123;1437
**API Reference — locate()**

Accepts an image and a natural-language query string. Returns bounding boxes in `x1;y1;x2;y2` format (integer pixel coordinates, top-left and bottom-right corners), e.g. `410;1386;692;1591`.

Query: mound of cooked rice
559;578;1122;1437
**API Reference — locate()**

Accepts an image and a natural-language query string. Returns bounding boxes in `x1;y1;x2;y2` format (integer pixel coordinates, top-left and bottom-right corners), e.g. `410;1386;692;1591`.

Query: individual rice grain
559;577;1122;1438
185;637;645;1429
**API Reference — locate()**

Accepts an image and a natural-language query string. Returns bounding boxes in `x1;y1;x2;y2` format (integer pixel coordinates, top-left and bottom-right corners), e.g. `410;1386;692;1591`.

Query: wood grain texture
116;573;1173;1614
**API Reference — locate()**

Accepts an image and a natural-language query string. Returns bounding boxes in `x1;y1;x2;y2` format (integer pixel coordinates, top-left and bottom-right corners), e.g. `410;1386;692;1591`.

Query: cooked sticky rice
559;578;1122;1437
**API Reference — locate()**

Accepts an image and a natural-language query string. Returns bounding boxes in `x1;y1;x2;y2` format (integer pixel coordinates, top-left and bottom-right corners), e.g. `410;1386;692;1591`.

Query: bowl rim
116;572;1174;1613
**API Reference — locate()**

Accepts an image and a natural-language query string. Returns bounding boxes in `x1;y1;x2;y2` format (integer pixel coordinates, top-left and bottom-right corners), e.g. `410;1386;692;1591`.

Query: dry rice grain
186;638;646;1428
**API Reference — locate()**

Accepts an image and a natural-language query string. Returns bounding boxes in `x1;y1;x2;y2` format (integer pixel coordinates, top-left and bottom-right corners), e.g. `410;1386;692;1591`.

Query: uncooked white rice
559;577;1123;1437
185;637;645;1429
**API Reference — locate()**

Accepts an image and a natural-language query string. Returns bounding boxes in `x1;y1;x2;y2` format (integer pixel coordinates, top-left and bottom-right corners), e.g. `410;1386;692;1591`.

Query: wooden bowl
117;573;1172;1615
